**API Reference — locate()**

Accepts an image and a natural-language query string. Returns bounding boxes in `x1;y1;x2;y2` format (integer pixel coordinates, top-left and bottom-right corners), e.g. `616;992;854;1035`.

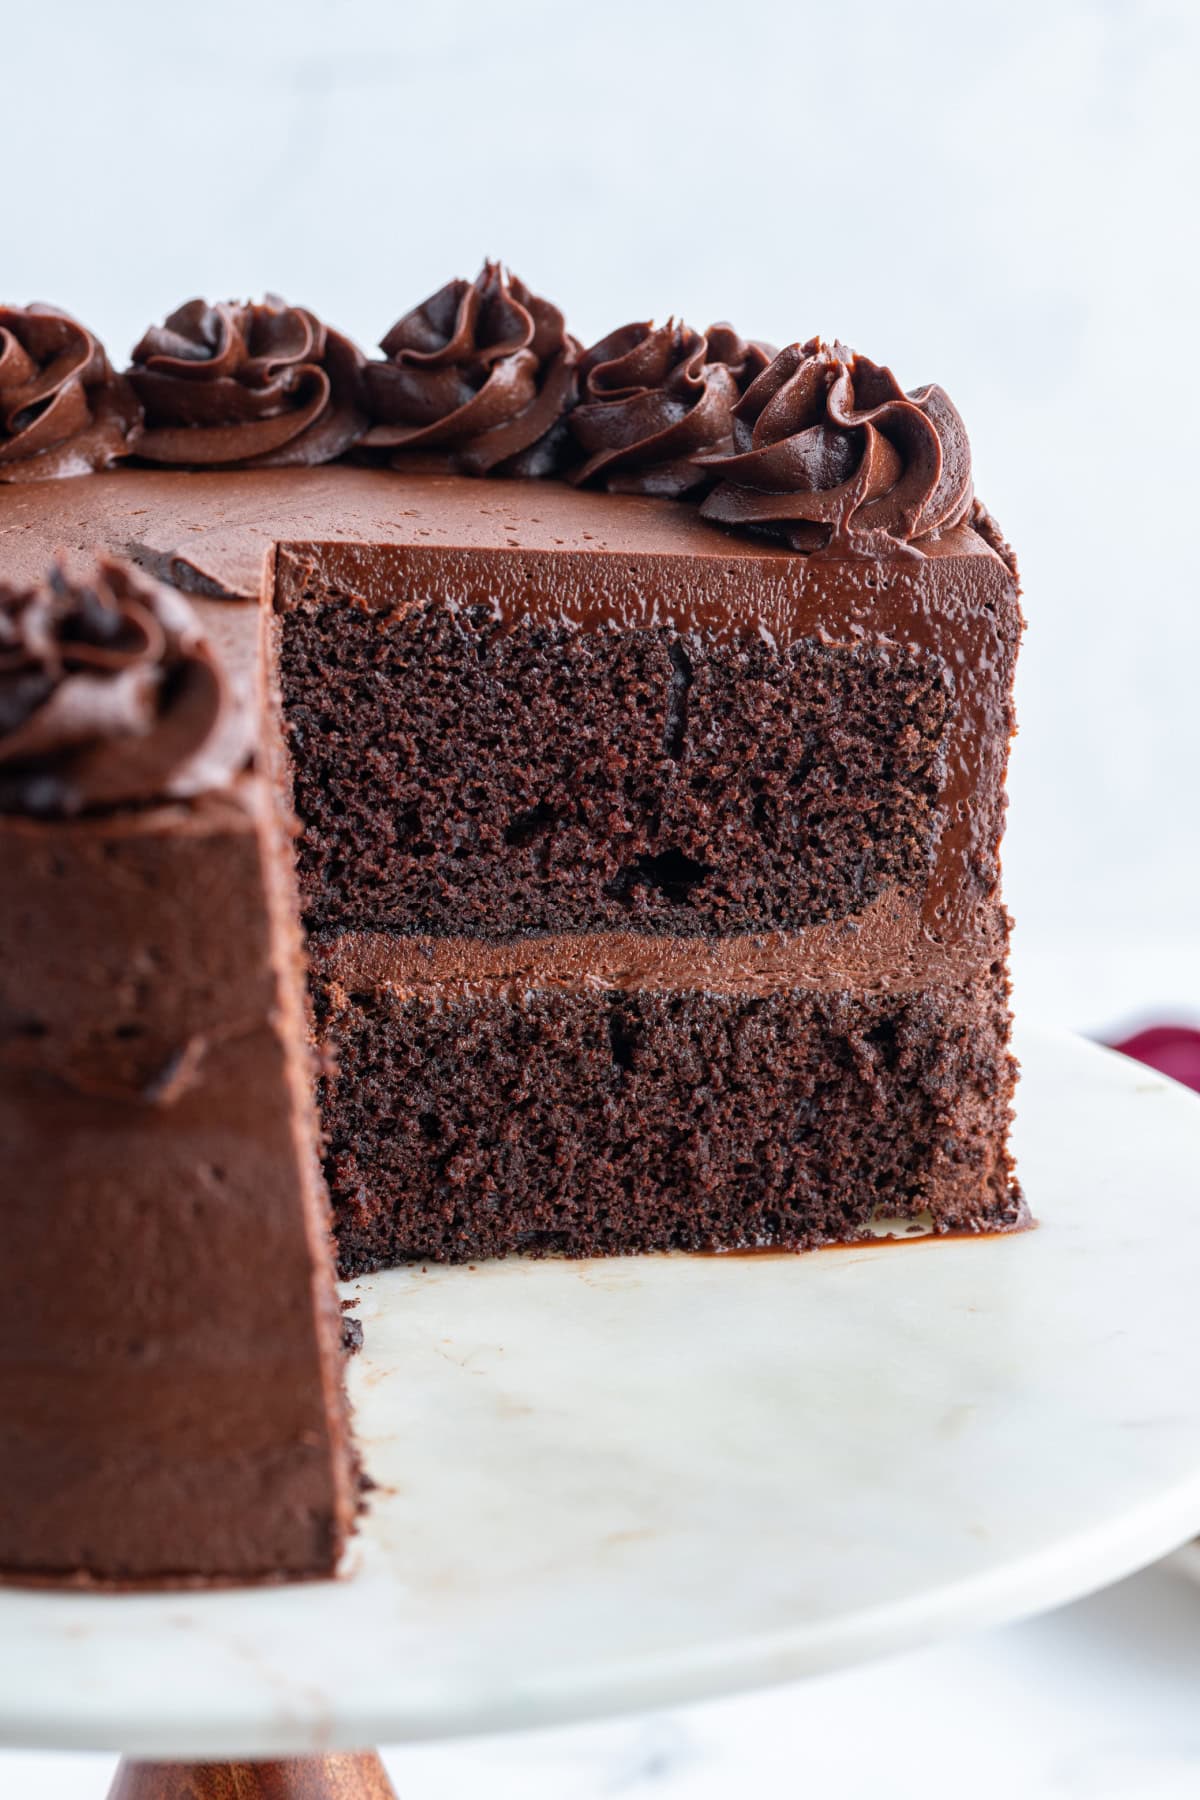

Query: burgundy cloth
1110;1025;1200;1094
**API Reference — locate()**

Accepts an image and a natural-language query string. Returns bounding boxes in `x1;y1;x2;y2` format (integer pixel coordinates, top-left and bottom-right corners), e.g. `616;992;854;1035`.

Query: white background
3;2;1199;1793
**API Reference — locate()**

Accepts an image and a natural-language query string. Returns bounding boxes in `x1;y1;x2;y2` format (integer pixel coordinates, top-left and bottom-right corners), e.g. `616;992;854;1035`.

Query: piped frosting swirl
0;305;137;483
3;278;992;562
698;338;973;553
363;262;579;476
127;297;366;468
0;558;248;815
568;320;773;497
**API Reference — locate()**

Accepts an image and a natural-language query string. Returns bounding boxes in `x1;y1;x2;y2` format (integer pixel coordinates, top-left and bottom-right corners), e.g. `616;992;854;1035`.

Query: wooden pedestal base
106;1752;399;1799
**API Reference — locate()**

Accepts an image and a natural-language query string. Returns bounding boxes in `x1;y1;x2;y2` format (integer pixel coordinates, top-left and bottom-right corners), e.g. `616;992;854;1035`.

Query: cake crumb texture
318;956;1019;1271
281;598;951;938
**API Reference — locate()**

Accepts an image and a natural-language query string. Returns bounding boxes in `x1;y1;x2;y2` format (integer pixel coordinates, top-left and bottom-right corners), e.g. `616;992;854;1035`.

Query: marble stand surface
8;1552;1200;1799
1;1026;1198;1762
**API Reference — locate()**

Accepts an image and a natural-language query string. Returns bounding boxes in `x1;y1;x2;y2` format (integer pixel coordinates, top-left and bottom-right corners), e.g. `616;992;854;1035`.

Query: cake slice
273;496;1021;1267
0;560;357;1585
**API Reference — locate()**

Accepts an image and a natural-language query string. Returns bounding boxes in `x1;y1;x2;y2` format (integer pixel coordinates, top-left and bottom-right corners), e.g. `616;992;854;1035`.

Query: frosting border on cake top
1;272;988;564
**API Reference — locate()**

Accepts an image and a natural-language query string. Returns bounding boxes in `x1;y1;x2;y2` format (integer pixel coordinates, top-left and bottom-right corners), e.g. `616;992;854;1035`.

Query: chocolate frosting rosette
698;337;973;553
0;557;249;816
364;262;579;476
567;320;773;497
0;305;137;483
127;297;367;468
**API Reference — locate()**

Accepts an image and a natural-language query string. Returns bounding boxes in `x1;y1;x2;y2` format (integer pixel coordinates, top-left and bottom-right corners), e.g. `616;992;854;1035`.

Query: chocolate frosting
363;262;579;476
0;305;137;483
127;297;367;468
4;282;993;561
970;497;1019;578
568;320;773;497
699;338;974;554
313;890;1007;1005
0;558;247;815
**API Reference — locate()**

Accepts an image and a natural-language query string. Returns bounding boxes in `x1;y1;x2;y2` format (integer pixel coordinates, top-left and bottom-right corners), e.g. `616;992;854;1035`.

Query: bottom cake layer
313;923;1022;1272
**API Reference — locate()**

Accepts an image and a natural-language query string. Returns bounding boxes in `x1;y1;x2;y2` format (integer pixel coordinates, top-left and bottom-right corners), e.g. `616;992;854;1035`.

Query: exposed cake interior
262;501;1021;1269
280;591;950;936
314;917;1018;1271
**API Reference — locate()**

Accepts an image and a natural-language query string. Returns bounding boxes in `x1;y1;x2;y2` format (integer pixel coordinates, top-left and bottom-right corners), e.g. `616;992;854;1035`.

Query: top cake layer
4;466;1018;944
5;467;1015;939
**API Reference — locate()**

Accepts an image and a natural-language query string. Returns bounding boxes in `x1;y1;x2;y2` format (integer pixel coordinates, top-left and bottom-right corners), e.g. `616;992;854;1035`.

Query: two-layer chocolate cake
0;270;1024;1587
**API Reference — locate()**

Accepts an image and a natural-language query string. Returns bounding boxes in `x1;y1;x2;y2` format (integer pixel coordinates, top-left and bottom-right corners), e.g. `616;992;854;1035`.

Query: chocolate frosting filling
127;297;367;468
364;262;580;477
0;557;249;815
312;892;1007;1005
568;320;773;498
699;337;974;555
0;305;136;483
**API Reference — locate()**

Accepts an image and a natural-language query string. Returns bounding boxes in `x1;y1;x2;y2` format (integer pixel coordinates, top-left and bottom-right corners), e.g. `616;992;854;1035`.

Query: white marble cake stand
3;1027;1200;1787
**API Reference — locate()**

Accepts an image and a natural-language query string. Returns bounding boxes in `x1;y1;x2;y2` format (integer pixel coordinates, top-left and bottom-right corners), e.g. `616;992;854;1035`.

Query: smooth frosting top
363;261;579;477
127;296;366;468
567;320;773;497
0;305;136;483
699;338;974;554
0;557;249;815
0;274;983;557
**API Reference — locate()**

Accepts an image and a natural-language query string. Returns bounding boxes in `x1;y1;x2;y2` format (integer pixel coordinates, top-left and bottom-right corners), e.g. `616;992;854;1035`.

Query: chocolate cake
0;560;357;1583
0;270;1024;1587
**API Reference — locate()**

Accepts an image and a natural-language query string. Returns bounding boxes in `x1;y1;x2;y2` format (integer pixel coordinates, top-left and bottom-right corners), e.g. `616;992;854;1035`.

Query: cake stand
5;1025;1200;1800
